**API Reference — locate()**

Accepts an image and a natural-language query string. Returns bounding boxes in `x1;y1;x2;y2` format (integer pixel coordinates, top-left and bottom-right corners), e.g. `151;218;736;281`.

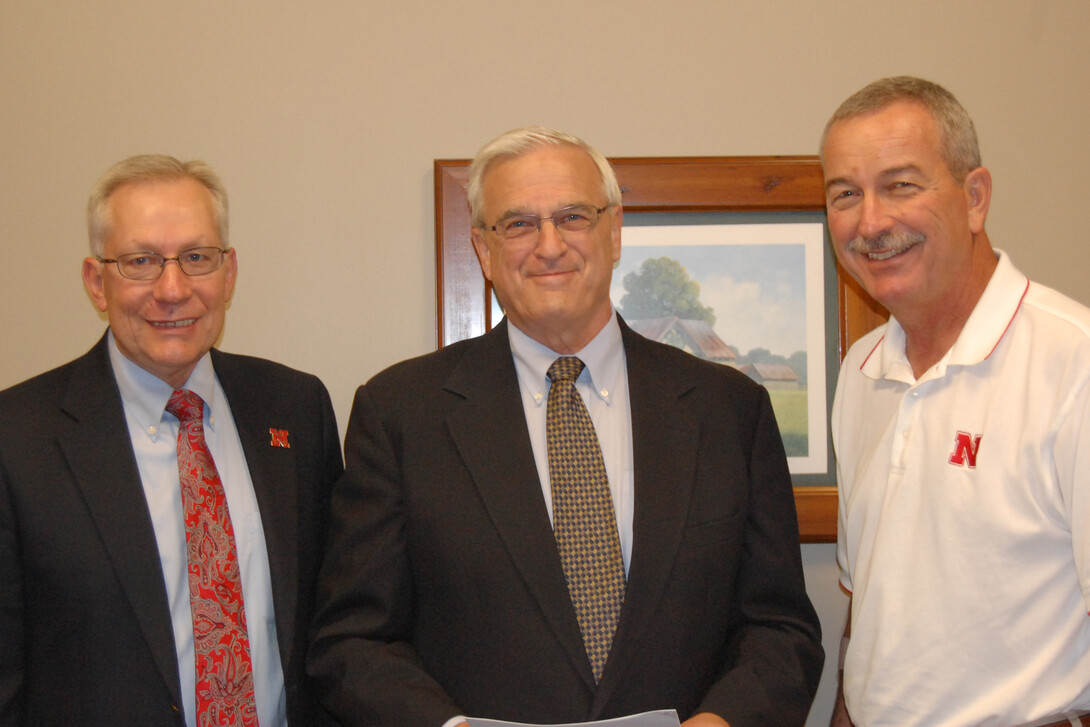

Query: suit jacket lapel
57;336;183;705
212;350;300;670
443;322;595;687
592;322;700;714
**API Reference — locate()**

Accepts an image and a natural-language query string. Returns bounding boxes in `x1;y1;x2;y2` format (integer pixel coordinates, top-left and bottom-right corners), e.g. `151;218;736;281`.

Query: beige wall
3;2;1088;724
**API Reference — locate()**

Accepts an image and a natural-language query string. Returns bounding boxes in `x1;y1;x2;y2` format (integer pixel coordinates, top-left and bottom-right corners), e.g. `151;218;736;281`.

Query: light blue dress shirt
107;332;287;727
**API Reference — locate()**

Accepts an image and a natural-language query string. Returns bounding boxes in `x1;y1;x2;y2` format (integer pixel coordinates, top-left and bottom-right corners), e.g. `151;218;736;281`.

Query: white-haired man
309;127;823;727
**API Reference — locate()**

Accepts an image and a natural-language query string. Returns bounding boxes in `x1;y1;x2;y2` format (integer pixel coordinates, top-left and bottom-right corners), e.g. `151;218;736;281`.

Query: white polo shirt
833;251;1090;727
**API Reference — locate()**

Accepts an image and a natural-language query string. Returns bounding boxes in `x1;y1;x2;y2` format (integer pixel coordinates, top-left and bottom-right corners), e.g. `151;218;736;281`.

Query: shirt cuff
441;717;468;727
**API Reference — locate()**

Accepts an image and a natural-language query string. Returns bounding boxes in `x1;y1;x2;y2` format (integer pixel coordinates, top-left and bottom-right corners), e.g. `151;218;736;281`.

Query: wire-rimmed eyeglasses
487;205;610;242
98;247;230;281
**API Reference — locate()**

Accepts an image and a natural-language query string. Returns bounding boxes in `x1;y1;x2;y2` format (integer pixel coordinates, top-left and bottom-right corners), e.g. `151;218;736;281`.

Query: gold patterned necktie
546;356;626;683
166;389;259;727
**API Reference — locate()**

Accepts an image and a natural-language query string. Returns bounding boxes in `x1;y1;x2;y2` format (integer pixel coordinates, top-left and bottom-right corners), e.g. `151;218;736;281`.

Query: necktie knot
166;389;204;423
547;356;586;384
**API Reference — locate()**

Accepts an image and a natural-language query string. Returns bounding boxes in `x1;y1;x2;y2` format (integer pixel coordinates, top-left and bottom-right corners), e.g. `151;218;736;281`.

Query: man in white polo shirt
822;76;1090;727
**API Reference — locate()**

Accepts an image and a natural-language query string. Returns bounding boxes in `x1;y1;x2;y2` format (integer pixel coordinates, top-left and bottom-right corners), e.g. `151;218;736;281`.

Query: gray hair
820;76;982;181
87;154;228;256
467;126;622;227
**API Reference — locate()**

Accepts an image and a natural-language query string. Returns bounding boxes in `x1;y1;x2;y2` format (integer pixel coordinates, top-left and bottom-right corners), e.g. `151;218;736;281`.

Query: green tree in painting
618;257;716;324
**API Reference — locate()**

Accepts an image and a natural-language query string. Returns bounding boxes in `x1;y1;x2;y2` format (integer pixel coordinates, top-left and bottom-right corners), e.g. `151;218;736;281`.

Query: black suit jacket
0;334;344;726
309;319;823;727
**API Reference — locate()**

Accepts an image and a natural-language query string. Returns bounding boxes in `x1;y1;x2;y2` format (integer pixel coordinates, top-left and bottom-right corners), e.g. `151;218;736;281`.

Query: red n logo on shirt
948;431;982;468
269;428;291;448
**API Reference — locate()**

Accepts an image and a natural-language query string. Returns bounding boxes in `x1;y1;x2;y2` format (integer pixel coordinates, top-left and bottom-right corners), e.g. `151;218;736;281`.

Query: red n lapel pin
269;428;291;448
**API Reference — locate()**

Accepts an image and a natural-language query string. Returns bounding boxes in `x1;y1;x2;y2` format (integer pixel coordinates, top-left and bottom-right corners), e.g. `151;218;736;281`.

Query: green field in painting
768;388;808;457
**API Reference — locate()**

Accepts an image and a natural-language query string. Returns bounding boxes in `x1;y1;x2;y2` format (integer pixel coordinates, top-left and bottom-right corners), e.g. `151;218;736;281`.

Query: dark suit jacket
309;319;823;727
0;334;344;726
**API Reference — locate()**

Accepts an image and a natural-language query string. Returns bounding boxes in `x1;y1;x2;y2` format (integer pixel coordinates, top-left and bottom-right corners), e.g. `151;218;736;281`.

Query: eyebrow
879;164;924;179
494;207;529;221
824;164;926;193
495;202;591;220
824;177;853;193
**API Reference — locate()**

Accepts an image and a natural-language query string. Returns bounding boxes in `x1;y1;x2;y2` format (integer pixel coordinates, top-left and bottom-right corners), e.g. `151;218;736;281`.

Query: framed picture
434;156;887;543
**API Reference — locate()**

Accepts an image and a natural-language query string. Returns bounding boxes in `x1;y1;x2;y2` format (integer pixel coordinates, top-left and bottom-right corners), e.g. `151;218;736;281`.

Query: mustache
845;230;925;255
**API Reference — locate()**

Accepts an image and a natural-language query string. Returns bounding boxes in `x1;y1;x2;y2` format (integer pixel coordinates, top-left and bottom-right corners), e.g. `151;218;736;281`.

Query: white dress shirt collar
507;309;625;408
106;330;219;438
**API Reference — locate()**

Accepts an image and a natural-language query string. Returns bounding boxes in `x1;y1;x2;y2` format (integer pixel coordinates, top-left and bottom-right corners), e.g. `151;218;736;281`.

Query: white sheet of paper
465;709;680;727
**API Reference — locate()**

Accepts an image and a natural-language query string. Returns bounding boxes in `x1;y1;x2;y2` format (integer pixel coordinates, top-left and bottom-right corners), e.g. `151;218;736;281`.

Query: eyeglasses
98;247;230;281
487;205;610;242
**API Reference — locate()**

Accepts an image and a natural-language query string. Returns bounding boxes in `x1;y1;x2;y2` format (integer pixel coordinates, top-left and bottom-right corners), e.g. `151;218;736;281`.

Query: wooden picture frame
434;156;888;543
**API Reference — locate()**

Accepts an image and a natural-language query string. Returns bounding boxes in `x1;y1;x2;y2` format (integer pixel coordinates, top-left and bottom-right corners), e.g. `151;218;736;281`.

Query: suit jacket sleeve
0;449;26;723
696;387;824;726
308;382;462;727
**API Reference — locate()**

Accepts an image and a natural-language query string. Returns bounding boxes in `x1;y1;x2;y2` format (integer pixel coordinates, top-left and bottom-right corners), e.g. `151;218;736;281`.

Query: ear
82;257;108;312
609;206;623;263
222;247;238;302
470;228;493;282
964;167;991;235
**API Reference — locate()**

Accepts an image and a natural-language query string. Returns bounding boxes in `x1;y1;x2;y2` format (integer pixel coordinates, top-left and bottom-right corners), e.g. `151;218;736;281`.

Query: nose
857;194;894;239
533;217;568;258
153;259;192;301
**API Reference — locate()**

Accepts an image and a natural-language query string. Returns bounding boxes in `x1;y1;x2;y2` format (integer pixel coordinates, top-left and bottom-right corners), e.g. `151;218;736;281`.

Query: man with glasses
0;154;343;726
309;127;823;727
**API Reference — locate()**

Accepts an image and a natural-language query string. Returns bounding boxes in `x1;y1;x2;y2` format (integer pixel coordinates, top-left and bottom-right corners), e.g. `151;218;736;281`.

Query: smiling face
822;101;992;322
470;144;622;353
82;177;237;388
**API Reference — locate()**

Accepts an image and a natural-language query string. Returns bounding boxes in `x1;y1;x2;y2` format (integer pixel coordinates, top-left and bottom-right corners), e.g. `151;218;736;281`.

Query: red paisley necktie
167;389;259;727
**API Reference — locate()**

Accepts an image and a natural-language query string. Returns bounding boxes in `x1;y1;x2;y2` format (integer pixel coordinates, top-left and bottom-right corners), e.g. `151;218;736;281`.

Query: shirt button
147;425;157;435
600;389;609;397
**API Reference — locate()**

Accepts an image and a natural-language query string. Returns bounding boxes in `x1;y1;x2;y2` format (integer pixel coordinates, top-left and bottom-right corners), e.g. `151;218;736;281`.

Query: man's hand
681;713;730;727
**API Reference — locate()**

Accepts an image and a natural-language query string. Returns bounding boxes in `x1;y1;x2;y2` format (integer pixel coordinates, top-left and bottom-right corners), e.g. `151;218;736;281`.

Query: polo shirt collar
863;249;1028;383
